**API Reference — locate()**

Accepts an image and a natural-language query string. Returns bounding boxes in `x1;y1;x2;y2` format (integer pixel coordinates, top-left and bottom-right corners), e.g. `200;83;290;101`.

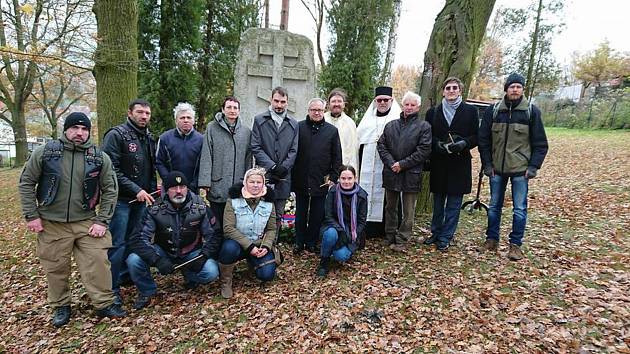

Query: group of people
19;73;548;328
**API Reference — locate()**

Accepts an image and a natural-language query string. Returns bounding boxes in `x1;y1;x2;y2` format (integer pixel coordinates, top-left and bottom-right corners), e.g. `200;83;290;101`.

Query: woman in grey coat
198;96;252;225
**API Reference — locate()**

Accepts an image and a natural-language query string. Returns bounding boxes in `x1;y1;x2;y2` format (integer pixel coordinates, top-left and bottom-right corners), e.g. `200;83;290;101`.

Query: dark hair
442;77;464;91
327;88;347;103
223;96;240;109
271;86;289;98
128;98;151;111
338;164;356;177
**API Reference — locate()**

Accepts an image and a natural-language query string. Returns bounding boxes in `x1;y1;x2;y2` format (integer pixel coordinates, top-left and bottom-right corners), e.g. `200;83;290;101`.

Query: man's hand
27;218;44;233
436;141;449;154
391;162;401;173
155;258;174;275
483;165;494;177
88;223;107;238
136;190;155;205
525;167;538;179
446;140;467;154
271;164;288;178
187;255;207;273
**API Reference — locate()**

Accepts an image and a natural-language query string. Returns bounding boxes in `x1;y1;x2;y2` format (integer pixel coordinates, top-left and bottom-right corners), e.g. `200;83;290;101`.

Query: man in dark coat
250;87;299;235
377;92;432;251
126;171;221;309
156;102;203;193
292;98;343;254
102;98;157;304
424;77;478;251
478;73;548;261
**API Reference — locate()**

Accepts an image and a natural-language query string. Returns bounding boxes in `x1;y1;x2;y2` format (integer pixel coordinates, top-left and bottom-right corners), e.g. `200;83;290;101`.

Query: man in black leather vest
126;171;222;310
102;99;157;304
19;112;127;327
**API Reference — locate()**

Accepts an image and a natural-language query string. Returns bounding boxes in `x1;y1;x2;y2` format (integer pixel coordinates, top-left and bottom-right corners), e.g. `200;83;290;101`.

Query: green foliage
573;41;630;94
138;0;259;134
319;0;395;118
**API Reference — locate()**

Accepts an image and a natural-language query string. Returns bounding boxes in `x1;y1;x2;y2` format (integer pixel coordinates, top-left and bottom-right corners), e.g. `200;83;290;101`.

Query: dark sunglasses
376;98;391;103
444;86;459;91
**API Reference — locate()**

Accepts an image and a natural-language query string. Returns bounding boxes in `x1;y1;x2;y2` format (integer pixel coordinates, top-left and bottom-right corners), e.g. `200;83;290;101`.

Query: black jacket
377;112;432;192
291;116;343;196
127;192;222;265
321;184;368;251
102;119;157;201
426;103;478;195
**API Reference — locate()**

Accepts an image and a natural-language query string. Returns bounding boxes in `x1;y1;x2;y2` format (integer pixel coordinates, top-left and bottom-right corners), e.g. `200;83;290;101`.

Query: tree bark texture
525;0;543;99
416;0;495;214
93;0;139;143
418;0;495;114
379;0;402;85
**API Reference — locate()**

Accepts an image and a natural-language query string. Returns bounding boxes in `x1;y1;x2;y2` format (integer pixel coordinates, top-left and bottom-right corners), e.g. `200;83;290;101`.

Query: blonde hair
244;166;267;183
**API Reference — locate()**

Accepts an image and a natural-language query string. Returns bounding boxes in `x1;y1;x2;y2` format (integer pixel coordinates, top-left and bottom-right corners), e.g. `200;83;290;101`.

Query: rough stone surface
234;28;316;128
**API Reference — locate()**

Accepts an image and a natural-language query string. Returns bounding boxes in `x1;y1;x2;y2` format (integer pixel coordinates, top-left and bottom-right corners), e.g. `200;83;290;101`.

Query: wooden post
280;0;289;30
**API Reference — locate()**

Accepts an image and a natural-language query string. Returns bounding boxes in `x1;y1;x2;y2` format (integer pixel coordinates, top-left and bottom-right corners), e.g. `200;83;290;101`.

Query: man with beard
377;92;432;252
19;112;127;327
478;73;548;261
126;171;221;309
356;86;402;238
251;87;299;235
102;99;157;304
324;88;358;169
156;102;203;193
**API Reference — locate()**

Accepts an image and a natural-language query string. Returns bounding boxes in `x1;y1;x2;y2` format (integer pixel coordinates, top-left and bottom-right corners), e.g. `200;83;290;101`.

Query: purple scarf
336;183;360;242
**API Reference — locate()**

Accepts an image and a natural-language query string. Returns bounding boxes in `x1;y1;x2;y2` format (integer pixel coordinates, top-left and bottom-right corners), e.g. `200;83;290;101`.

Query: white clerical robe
356;100;401;222
324;111;358;169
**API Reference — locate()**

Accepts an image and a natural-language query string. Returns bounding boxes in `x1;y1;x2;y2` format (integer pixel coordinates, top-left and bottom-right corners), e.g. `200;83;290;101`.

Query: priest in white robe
356;86;401;236
324;88;358;169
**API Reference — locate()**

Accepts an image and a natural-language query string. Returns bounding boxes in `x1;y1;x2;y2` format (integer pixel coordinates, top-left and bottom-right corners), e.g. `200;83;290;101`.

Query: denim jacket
231;198;273;242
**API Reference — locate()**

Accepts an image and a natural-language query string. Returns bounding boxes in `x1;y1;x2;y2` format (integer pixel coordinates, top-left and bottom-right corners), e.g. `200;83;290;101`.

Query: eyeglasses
308;108;324;113
444;86;459;91
376;98;391;103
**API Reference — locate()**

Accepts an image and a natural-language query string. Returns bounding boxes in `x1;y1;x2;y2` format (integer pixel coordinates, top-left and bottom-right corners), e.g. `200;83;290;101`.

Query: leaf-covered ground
1;128;629;353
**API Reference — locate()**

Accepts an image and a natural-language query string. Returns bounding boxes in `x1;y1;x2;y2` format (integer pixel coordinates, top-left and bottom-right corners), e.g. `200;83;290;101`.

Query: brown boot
478;239;499;252
219;263;235;298
507;244;524;261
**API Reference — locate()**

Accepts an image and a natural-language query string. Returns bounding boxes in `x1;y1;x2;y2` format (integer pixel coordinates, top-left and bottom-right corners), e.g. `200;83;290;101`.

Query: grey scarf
268;105;287;129
442;96;462;126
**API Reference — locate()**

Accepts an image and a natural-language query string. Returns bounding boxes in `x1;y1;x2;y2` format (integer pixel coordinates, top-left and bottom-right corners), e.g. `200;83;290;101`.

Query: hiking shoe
478;239;499;252
316;257;330;277
507;244;524;261
113;292;123;306
423;236;438;245
437;243;449;252
52;305;71;328
292;245;304;255
96;303;127;318
132;295;153;310
389;243;406;252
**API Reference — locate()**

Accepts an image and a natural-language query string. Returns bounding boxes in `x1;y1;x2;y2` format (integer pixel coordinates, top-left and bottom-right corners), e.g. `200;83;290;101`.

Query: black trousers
294;194;326;248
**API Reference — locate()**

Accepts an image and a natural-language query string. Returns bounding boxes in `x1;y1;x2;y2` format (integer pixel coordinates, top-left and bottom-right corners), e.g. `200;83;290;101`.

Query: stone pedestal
234;28;315;127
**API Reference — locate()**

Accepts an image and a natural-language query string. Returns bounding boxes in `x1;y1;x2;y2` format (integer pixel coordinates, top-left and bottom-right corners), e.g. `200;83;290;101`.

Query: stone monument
234;28;316;128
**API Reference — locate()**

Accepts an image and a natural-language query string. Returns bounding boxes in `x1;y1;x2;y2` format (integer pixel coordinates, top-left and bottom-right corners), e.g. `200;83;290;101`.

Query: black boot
96;303;128;318
52;305;71;328
316;257;330;277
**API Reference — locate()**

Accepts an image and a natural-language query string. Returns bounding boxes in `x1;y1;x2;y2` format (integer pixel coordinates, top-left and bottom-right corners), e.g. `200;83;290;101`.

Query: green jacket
19;135;118;226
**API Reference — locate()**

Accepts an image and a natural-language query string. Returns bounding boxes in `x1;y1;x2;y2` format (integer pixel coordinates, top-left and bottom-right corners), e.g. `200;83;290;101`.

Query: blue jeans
431;193;464;246
108;201;146;294
320;228;353;262
126;246;219;296
486;174;529;246
218;239;276;282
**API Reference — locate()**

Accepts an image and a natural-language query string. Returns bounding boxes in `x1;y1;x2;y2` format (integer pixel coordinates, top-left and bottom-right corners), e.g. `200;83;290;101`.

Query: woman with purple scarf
316;165;368;277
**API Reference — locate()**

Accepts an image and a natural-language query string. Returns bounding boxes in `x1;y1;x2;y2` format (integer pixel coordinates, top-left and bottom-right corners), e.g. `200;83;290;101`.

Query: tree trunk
12;108;28;167
93;0;139;143
379;0;402;85
416;0;495;214
280;0;290;30
525;0;543;99
196;0;215;131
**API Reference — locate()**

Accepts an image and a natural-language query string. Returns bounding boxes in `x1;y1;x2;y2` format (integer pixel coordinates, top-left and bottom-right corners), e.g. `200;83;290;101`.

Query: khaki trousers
37;219;114;310
384;190;418;245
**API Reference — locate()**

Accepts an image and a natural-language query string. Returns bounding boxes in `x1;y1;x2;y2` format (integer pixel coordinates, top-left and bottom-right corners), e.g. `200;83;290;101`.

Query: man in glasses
356;86;402;239
291;98;342;254
424;77;479;252
478;73;548;261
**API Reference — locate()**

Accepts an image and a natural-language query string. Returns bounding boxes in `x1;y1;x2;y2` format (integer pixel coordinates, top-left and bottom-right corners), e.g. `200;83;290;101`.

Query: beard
171;194;186;204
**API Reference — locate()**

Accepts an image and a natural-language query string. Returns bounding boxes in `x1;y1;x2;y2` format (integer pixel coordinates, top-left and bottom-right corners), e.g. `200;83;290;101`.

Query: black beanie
163;171;188;190
504;73;526;91
63;112;92;131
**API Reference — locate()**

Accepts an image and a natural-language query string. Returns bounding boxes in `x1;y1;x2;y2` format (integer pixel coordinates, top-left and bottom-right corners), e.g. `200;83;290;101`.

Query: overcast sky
269;0;629;70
